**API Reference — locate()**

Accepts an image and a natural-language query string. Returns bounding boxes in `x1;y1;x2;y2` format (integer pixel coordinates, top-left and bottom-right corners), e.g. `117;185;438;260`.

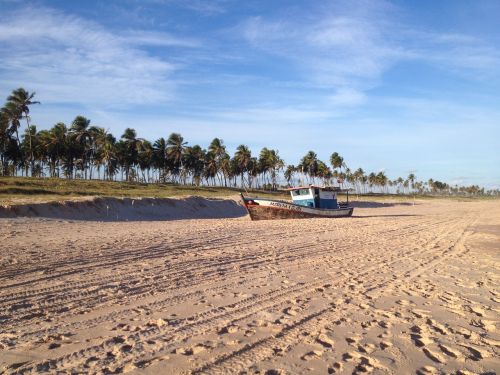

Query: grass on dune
0;177;289;205
0;177;493;205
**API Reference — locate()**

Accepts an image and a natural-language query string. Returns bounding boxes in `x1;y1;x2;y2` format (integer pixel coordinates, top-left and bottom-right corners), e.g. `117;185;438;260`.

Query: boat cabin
288;186;344;209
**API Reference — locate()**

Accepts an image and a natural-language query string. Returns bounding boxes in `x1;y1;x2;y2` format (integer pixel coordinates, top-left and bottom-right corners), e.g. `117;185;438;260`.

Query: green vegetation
2;177;493;206
1;88;497;200
0;177;289;205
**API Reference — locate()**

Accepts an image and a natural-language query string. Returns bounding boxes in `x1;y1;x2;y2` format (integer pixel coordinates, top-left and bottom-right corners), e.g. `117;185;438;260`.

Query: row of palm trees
1;88;494;196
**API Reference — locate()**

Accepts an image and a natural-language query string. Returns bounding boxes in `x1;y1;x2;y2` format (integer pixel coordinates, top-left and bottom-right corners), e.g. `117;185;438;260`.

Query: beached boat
241;186;353;220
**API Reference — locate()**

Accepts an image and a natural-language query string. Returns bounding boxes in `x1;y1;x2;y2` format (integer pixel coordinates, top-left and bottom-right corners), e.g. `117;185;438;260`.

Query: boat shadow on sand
349;201;416;208
349;201;420;218
353;214;420;218
0;196;248;222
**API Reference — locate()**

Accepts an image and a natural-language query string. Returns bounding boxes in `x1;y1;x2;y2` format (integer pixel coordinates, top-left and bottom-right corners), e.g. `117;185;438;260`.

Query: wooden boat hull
241;196;353;221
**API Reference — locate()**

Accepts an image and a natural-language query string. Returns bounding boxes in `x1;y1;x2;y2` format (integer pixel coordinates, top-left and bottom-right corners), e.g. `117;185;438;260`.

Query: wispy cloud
180;0;227;15
239;1;403;93
237;0;500;100
405;30;500;76
128;0;227;16
121;30;200;48
0;6;197;108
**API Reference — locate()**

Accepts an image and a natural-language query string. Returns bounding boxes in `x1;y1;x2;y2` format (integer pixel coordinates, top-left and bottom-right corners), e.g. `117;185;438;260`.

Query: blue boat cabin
289;186;341;209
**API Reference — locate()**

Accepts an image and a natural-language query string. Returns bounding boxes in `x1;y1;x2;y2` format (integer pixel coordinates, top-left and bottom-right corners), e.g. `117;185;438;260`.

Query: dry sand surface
0;198;499;374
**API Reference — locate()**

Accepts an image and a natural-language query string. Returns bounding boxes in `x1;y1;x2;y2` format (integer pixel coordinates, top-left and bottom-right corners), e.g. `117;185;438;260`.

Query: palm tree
259;148;283;190
247;157;258;188
4;88;40;174
87;126;107;179
219;154;232;187
0;104;21;148
208;138;226;159
368;172;377;192
203;151;218;186
330;152;346;187
299;151;319;183
152;138;167;182
138;140;154;182
0;112;19;176
21;125;39;176
376;171;388;193
120;128;143;181
316;161;332;186
407;173;416;193
233;144;252;188
90;127;109;179
97;133;117;180
353;168;365;194
38;124;64;177
70;116;92;178
166;133;187;182
330;152;344;171
270;150;284;190
284;165;296;186
208;138;228;186
183;145;206;185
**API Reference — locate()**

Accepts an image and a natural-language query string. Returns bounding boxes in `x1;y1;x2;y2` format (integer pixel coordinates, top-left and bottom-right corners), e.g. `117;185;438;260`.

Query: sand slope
0;199;499;374
0;196;246;221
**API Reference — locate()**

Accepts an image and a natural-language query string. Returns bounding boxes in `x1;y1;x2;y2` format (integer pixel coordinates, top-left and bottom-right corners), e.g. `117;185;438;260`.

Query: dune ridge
0;196;246;221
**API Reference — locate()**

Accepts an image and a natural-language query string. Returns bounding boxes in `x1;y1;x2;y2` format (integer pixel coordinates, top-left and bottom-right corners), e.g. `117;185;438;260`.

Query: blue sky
0;0;499;188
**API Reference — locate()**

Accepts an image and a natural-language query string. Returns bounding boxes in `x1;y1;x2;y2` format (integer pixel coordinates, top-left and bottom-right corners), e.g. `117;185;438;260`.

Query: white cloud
328;88;366;107
0;6;196;108
129;0;227;15
239;1;402;93
402;30;500;75
238;0;500;102
121;30;200;48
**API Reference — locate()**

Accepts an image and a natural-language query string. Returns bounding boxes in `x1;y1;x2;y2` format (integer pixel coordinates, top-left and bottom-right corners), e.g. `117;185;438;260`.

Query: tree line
0;88;496;196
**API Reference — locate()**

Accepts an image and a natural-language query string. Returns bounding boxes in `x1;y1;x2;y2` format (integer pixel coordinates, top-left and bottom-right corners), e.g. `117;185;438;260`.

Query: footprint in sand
342;353;382;373
466;305;486;317
121;343;134;353
379;341;392;350
416;365;438;375
422;347;446;364
358;343;376;354
327;362;342;374
426;318;448;335
458;344;490;361
345;335;361;346
117;362;137;373
456;370;482;375
438;344;463;360
283;307;298;316
411;309;430;319
224;339;241;346
218;325;238;334
342;351;361;362
264;369;286;375
450;326;475;339
470;319;496;332
410;333;433;348
354;356;380;373
378;320;392;329
174;345;207;356
361;320;377;329
301;349;323;361
316;333;334;348
147;318;167;328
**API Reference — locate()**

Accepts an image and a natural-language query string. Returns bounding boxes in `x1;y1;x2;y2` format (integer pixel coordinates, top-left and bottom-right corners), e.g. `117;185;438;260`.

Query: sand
0;198;499;374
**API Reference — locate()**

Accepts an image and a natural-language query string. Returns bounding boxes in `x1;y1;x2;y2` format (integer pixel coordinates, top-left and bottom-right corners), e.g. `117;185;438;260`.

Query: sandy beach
0;198;499;374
